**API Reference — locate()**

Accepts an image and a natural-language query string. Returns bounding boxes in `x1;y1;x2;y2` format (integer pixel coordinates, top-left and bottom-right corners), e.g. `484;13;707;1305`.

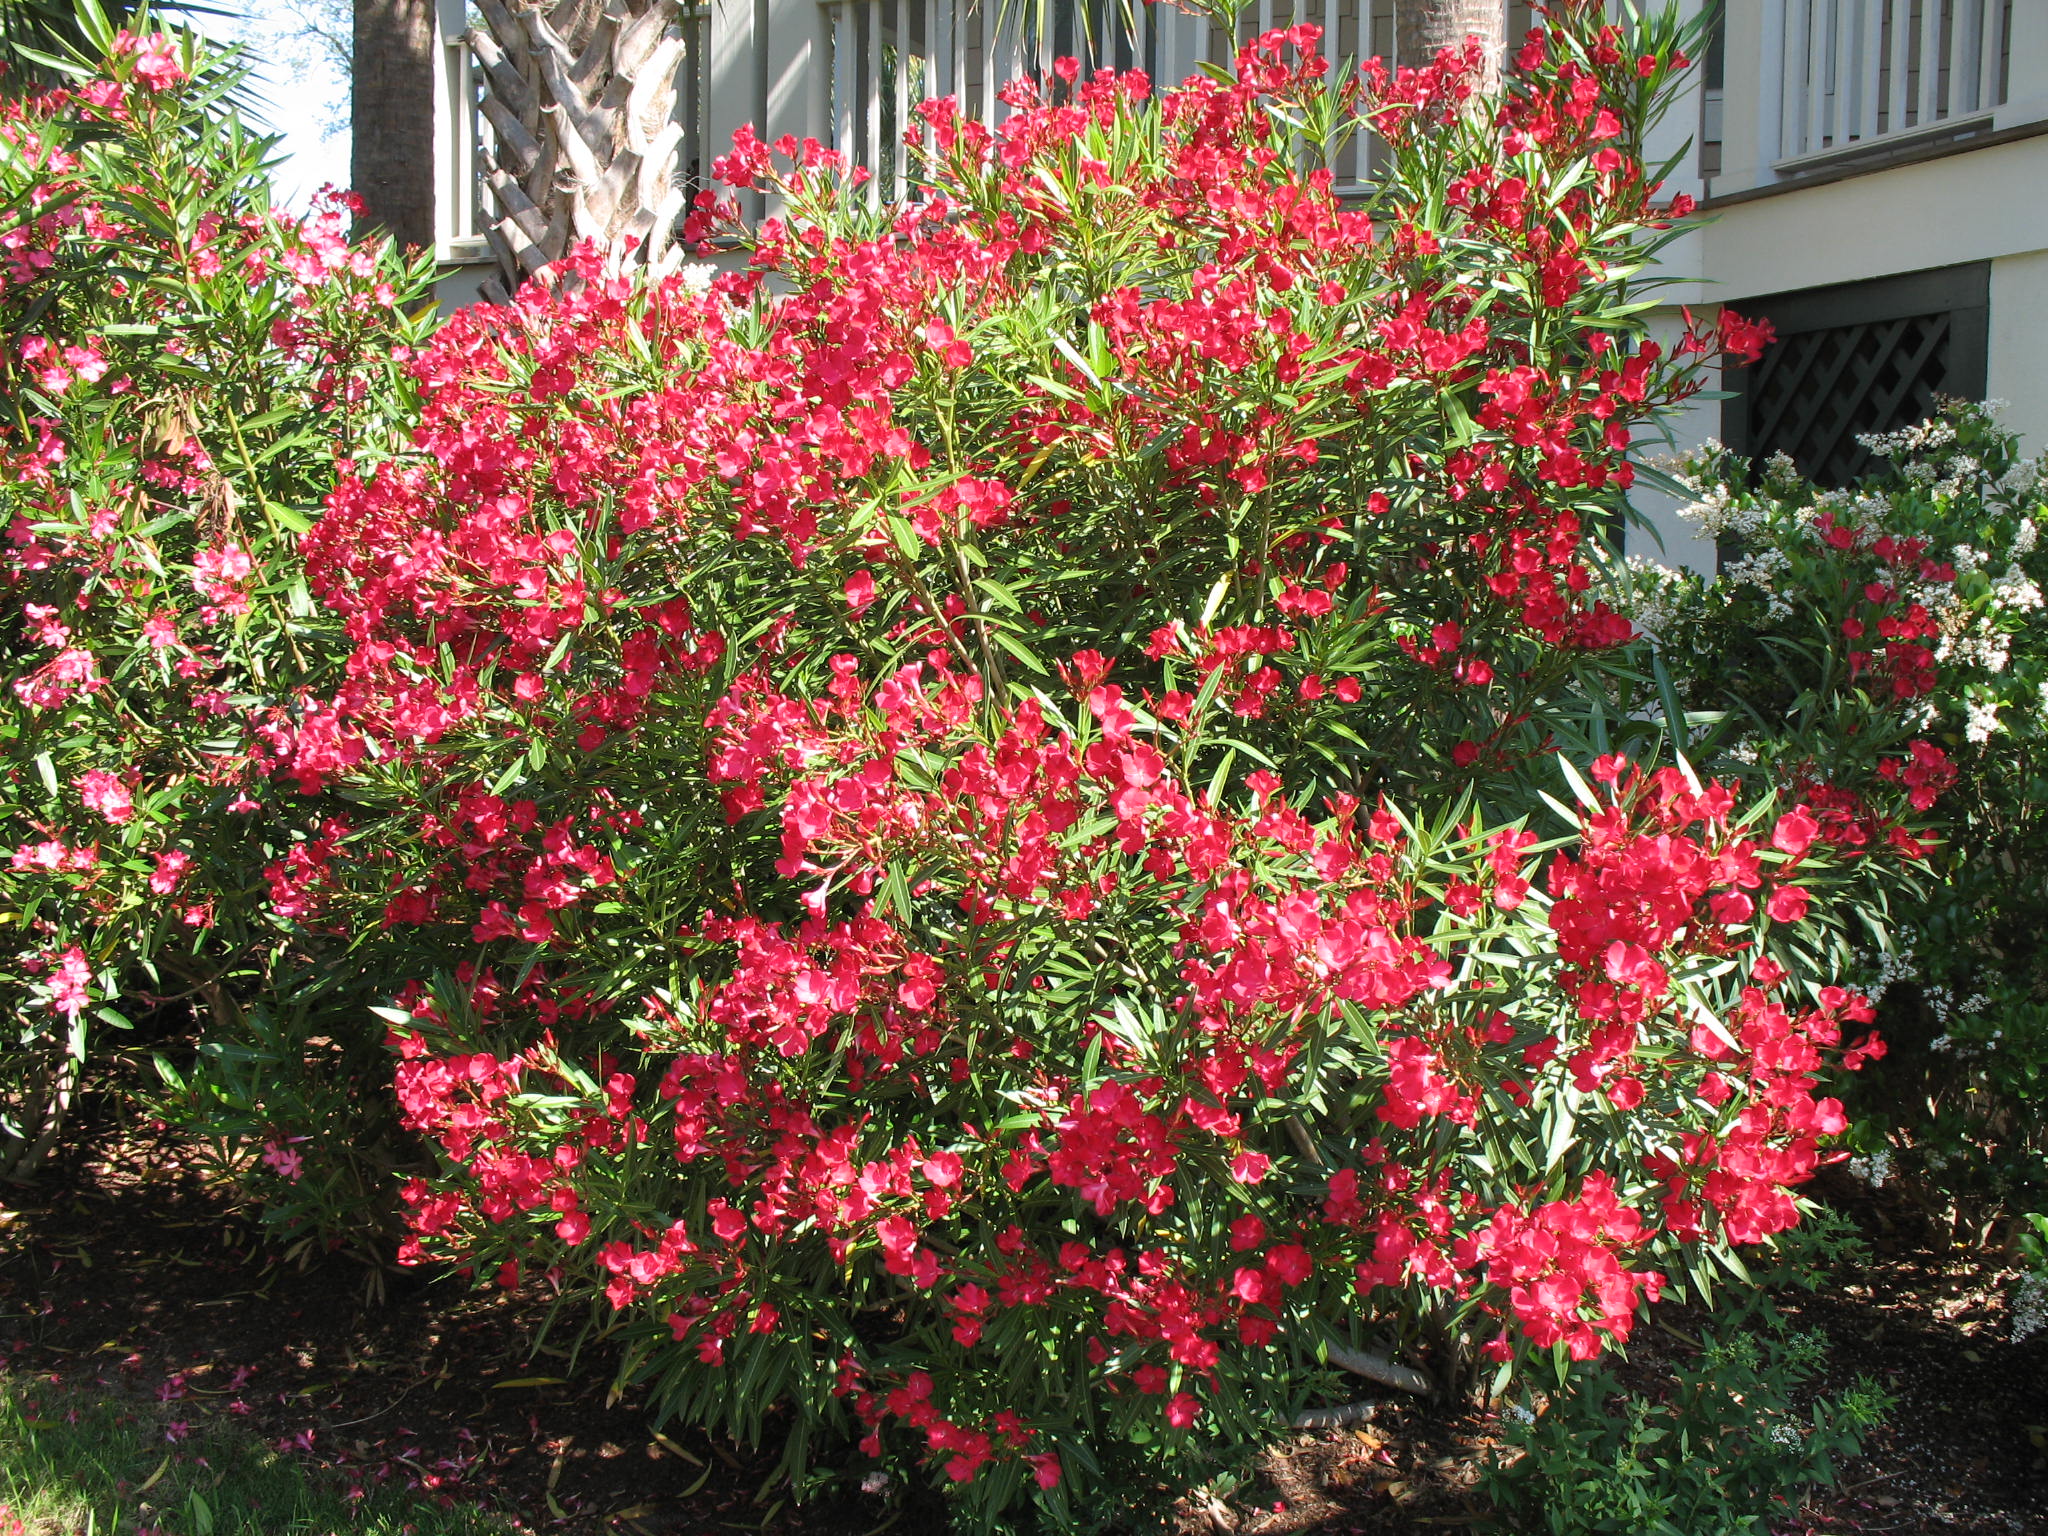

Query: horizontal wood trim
1703;117;2048;211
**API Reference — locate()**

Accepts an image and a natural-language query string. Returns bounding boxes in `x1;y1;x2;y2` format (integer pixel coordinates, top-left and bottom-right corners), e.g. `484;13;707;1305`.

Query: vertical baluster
975;0;993;131
457;42;475;242
832;2;854;170
1917;0;1945;122
1785;0;1802;156
1833;0;1859;144
1157;0;1185;87
915;0;931;181
1883;0;1908;132
1854;0;1879;141
688;10;704;202
982;0;1002;131
696;9;709;197
962;0;978;111
891;0;910;201
1805;0;1830;153
1949;0;1975;114
1335;0;1357;187
1780;0;1803;156
1310;0;1329;179
1970;0;1992;113
1368;0;1391;179
859;1;879;203
679;11;695;202
983;0;1000;129
1005;0;1025;125
1980;0;2005;109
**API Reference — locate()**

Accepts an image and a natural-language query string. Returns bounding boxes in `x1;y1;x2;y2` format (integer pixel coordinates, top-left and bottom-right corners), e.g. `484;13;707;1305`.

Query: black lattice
1746;311;1954;487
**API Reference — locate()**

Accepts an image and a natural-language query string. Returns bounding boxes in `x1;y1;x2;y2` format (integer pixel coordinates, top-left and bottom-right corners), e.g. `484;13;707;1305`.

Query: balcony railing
1775;0;2012;165
433;0;1527;265
818;0;1412;202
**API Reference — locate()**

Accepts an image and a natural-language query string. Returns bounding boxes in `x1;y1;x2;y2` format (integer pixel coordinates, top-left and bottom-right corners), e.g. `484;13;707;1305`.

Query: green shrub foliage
1635;403;2048;1211
0;9;437;1219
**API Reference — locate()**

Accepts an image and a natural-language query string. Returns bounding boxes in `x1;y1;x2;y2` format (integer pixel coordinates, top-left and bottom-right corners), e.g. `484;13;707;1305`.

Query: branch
1326;1343;1432;1395
1291;1399;1378;1430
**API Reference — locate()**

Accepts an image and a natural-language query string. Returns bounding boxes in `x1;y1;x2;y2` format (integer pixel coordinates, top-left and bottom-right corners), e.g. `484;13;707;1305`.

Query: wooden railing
431;0;1490;263
817;0;1415;202
1776;0;2012;164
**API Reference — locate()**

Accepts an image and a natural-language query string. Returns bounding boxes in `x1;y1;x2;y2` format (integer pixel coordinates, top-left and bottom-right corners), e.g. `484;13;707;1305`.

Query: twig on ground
1291;1400;1379;1430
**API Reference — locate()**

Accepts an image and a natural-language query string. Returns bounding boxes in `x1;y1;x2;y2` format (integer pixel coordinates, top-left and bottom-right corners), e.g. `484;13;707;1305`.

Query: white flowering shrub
1636;404;2048;1208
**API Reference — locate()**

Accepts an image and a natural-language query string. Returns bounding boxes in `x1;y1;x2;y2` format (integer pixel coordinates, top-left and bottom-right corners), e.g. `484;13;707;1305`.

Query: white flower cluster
1867;946;1919;997
1900;510;2042;680
1721;546;1795;619
1814;486;1890;525
678;263;717;295
1761;450;1801;488
1990;563;2044;614
1616;556;1690;638
1659;440;1724;494
1966;698;2003;745
1990;458;2048;514
1922;981;1987;1025
1858;418;1959;459
2013;1272;2048;1343
1847;1149;1894;1189
1675;481;1748;539
1926;986;1993;1056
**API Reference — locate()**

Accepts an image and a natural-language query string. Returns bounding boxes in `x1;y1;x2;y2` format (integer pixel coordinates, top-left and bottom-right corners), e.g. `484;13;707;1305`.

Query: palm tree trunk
1396;0;1505;92
466;0;691;303
352;0;439;250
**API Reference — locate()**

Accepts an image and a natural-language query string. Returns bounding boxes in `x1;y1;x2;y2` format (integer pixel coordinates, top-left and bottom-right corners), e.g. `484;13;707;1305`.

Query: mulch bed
3;1124;2045;1535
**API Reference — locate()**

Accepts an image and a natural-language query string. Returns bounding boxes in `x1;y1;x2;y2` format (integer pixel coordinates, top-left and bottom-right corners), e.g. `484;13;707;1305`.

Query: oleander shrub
1631;402;2048;1216
243;3;1943;1524
0;3;437;1213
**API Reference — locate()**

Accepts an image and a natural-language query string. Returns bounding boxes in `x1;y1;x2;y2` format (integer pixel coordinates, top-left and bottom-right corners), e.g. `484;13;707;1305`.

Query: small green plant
1483;1308;1890;1536
2011;1212;2048;1342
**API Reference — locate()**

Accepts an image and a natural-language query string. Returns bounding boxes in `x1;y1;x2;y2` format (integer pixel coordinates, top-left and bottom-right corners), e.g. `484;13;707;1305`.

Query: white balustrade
1777;0;2013;165
434;2;1607;259
813;0;1421;205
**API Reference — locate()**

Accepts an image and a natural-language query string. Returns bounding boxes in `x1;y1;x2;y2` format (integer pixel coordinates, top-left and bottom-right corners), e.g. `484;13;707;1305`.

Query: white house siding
1624;0;2048;570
